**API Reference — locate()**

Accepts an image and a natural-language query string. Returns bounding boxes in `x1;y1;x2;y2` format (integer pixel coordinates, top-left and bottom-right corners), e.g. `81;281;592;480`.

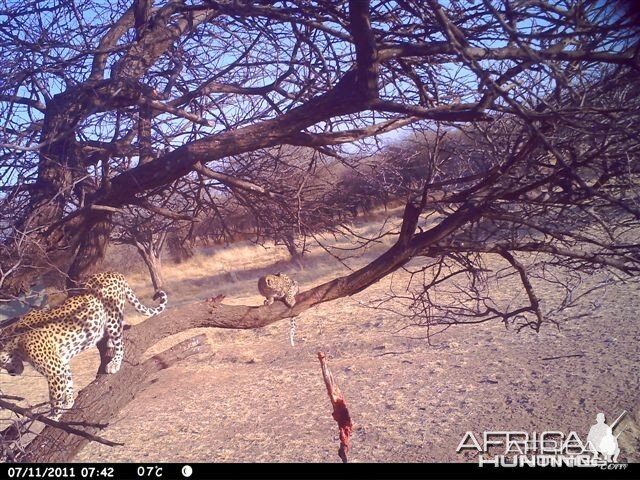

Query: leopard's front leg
44;363;74;420
26;339;74;420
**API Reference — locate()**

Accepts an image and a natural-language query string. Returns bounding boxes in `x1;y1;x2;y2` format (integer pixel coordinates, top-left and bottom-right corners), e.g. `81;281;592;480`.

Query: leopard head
0;351;24;376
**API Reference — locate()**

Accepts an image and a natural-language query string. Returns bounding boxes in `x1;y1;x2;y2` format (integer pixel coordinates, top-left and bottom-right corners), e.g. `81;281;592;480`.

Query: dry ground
1;213;639;462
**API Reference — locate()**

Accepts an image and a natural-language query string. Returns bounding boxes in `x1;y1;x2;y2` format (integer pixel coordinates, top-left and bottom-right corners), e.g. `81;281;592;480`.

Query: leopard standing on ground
0;272;167;420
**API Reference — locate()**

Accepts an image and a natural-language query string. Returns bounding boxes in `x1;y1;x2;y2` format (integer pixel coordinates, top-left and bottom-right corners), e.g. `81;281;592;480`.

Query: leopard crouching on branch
0;272;167;420
258;273;299;346
258;273;298;308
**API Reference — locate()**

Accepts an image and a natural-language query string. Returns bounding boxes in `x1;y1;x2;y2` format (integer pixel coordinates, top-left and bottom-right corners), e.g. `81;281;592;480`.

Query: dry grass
118;210;403;308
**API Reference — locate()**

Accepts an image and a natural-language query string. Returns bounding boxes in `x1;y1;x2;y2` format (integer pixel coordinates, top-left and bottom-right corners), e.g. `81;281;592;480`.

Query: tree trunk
132;235;165;291
142;251;164;291
18;335;211;462
283;231;304;271
67;214;114;286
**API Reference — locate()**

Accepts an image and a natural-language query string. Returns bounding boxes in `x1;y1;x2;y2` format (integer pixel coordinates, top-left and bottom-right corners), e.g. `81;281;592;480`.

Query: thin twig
0;398;122;448
541;353;585;361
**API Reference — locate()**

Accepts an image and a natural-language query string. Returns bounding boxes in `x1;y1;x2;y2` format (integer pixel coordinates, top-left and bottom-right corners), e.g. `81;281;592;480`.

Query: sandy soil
1;217;639;463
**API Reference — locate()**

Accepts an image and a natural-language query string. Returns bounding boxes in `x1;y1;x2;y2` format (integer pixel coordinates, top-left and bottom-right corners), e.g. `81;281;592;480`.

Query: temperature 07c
137;466;163;478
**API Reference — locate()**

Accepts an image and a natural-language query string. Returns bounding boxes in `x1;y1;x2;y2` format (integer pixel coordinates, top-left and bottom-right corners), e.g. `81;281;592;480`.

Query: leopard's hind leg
104;293;126;374
283;281;299;307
